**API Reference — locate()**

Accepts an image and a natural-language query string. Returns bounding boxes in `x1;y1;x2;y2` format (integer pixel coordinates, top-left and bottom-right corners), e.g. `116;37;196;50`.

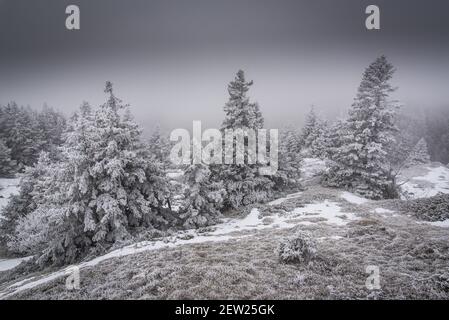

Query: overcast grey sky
0;0;448;132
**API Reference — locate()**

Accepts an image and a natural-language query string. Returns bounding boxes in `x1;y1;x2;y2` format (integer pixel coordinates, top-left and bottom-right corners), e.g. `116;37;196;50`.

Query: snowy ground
1;159;449;299
398;163;449;199
421;220;449;228
0;188;360;299
0;257;33;272
340;191;369;205
2;183;449;299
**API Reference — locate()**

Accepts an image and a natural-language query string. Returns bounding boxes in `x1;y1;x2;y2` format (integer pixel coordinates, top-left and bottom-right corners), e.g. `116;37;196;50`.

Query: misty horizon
1;0;448;133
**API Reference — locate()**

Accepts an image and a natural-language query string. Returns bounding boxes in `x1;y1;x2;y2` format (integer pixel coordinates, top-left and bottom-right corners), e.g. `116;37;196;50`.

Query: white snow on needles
300;157;327;181
0;178;20;219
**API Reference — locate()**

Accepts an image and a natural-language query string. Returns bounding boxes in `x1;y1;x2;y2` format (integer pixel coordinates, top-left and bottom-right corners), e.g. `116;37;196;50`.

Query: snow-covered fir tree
9;82;172;265
385;112;425;172
180;163;226;228
0;139;15;177
319;119;347;159
0;151;54;249
36;104;67;156
222;70;264;130
147;126;171;169
0;102;66;171
309;119;329;159
323;56;399;199
300;106;327;157
8;206;63;255
281;126;302;154
272;127;303;191
0;102;42;168
404;137;431;167
211;70;274;209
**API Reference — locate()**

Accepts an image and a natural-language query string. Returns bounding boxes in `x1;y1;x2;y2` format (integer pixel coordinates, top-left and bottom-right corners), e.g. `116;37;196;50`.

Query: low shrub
403;193;449;222
278;231;317;264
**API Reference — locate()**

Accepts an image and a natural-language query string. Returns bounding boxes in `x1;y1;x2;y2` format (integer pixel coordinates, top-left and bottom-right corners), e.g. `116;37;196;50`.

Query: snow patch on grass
421;219;449;228
268;192;303;206
0;233;245;299
0;207;275;298
0;256;33;272
399;165;449;199
340;192;369;205
290;200;357;226
213;208;262;233
0;193;358;298
372;208;394;214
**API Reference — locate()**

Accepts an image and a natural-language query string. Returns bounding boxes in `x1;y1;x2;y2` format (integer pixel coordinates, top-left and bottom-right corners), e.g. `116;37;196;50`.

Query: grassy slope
5;186;449;300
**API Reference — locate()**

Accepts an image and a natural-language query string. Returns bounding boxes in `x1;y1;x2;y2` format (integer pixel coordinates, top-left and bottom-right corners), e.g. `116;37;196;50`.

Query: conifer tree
36;104;66;156
8;83;172;265
8;104;42;167
147;126;171;169
320;119;346;159
0;152;53;249
0;139;15;177
273;127;303;190
212;70;274;209
222;70;264;130
324;56;399;199
0;102;63;170
404;137;431;167
300;106;327;157
180;163;226;228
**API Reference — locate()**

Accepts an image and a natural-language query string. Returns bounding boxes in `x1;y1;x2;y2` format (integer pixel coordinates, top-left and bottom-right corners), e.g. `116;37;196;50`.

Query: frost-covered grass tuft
278;231;317;264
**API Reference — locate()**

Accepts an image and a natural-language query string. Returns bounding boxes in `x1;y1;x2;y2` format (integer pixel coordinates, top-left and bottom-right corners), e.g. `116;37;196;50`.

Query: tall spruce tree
273;127;303;191
404;137;431;167
0;102;65;170
180;163;226;228
320;119;347;159
300;106;327;157
147;126;171;169
9;83;172;265
301;107;321;146
7;103;42;167
324;56;399;199
222;70;264;130
212;70;274;209
0;151;53;249
0;139;15;177
36;104;67;156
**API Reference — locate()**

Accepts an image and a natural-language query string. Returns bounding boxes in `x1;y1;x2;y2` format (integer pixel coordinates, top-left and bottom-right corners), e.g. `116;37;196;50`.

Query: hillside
1;160;448;299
